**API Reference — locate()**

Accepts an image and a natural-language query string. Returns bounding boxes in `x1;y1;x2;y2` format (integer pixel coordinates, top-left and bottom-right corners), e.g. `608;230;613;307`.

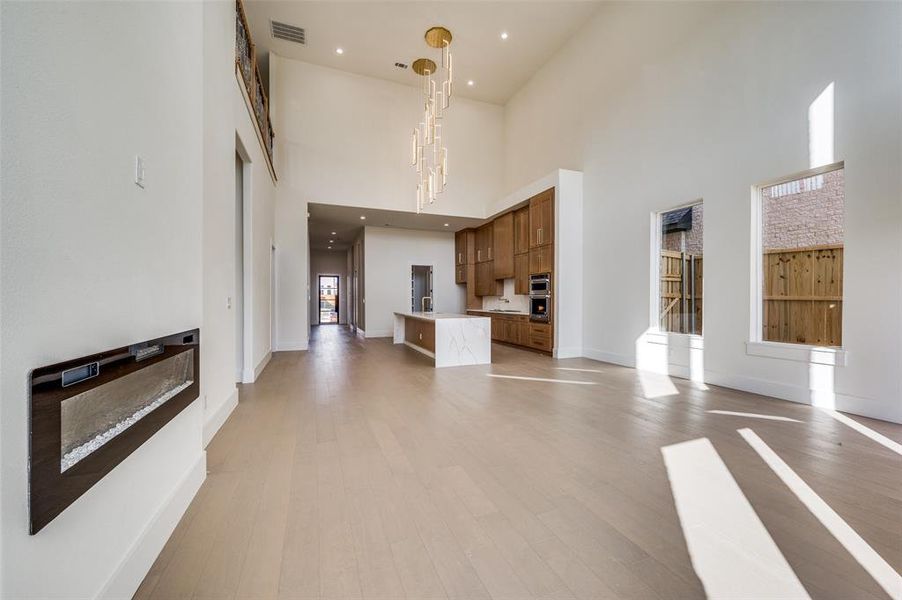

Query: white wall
309;250;348;325
202;0;278;439
270;54;310;352
270;55;504;218
362;227;465;337
1;2;206;597
202;0;237;439
503;1;902;422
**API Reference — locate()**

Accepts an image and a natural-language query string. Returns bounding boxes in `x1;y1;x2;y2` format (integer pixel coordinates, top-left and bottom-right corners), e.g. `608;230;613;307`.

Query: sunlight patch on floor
739;428;902;600
707;410;801;423
818;409;902;456
486;374;597;385
638;370;680;399
661;437;810;599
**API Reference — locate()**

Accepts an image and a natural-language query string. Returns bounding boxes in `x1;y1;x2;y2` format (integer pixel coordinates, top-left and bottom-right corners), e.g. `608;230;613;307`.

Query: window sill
746;341;847;367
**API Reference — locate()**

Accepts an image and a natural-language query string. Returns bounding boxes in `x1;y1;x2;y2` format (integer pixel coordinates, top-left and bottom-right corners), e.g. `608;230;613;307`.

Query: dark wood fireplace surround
29;329;200;534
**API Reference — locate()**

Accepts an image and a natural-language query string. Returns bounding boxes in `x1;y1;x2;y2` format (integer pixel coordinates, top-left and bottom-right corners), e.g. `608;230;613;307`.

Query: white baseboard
242;350;272;383
582;347;636;368
703;370;901;424
96;452;206;600
364;329;392;338
203;387;238;447
579;348;901;425
704;370;807;405
273;340;308;351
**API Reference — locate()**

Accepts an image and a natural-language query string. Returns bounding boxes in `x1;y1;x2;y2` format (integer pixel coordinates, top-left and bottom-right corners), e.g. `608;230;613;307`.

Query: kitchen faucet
421;296;433;312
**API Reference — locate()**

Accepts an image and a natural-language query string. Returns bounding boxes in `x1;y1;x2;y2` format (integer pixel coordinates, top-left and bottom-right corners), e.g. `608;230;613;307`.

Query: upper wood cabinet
514;207;529;255
475;261;501;296
455;229;475;266
514;253;529;294
475;223;493;263
529;246;553;275
528;189;554;248
492;212;514;279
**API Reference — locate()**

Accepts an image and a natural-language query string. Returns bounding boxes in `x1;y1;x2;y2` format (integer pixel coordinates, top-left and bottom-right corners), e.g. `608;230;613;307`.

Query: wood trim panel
404;318;435;353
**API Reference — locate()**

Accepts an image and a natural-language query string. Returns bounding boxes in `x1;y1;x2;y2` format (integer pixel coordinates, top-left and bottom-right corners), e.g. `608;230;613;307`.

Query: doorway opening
411;265;433;312
319;275;340;324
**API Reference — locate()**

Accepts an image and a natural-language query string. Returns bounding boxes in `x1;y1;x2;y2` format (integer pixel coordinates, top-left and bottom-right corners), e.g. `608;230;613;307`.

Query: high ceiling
244;1;601;105
308;203;486;252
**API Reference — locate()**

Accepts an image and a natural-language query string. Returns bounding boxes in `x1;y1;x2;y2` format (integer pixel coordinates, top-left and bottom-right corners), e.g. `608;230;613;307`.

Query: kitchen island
393;312;491;367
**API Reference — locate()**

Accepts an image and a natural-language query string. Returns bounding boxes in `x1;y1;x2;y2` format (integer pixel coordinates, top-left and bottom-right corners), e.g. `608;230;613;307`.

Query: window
756;163;844;347
656;202;703;335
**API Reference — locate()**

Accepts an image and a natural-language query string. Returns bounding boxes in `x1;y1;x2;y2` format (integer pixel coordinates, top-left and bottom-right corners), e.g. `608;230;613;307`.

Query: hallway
136;326;902;599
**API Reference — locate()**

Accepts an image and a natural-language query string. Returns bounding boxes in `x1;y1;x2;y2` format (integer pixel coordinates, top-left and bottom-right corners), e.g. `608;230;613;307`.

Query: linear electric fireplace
29;329;200;534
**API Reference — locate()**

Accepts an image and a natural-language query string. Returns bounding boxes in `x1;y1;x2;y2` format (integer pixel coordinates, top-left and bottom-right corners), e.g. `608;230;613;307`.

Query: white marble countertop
466;309;530;316
394;311;488;322
393;312;491;368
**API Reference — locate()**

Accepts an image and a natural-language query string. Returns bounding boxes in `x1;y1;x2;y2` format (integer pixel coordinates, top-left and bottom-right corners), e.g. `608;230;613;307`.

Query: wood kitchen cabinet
514;253;529;294
526;322;552;351
529;245;553;275
405;318;436;352
455;229;475;266
469;312;538;350
475;261;501;296
492;212;514;279
514;207;529;255
455;265;466;284
465;264;479;309
529;189;554;249
475;223;493;263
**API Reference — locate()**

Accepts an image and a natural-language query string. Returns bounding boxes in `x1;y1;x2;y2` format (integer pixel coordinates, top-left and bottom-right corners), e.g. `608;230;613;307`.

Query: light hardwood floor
136;325;902;600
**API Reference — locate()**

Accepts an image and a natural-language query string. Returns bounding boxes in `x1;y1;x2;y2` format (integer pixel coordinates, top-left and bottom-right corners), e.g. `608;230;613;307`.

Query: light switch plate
135;156;145;188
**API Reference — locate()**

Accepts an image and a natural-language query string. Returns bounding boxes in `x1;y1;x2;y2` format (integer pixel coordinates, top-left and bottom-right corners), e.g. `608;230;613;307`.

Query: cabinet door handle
458;252;462;264
489;247;492;260
538;228;543;244
477;250;482;261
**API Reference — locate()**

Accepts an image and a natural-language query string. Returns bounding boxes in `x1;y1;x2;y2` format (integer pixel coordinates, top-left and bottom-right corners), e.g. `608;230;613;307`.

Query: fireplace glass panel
60;349;195;472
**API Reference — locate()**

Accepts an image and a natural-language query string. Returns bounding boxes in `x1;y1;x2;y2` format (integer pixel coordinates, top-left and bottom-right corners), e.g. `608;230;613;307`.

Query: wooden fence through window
660;250;703;335
659;244;843;346
763;244;843;346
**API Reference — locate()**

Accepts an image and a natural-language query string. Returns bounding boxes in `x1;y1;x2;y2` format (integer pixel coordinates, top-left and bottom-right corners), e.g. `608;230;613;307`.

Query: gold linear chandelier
410;26;452;213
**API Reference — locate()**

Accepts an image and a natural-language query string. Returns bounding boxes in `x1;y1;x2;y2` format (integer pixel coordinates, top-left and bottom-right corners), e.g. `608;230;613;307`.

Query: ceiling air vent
271;20;306;45
394;62;408;70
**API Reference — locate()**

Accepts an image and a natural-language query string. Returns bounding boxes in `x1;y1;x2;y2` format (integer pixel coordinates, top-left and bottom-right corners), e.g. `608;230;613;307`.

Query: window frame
650;198;705;340
747;160;847;366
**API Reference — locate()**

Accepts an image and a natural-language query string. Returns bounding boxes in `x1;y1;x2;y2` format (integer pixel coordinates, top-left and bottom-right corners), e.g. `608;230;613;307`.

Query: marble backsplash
480;278;530;313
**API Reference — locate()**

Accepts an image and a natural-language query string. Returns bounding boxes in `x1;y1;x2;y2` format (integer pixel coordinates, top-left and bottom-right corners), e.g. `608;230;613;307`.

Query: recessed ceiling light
360;215;366;220
331;231;336;235
335;47;344;55
500;31;509;40
467;80;474;87
328;246;332;249
329;239;334;243
443;223;450;227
